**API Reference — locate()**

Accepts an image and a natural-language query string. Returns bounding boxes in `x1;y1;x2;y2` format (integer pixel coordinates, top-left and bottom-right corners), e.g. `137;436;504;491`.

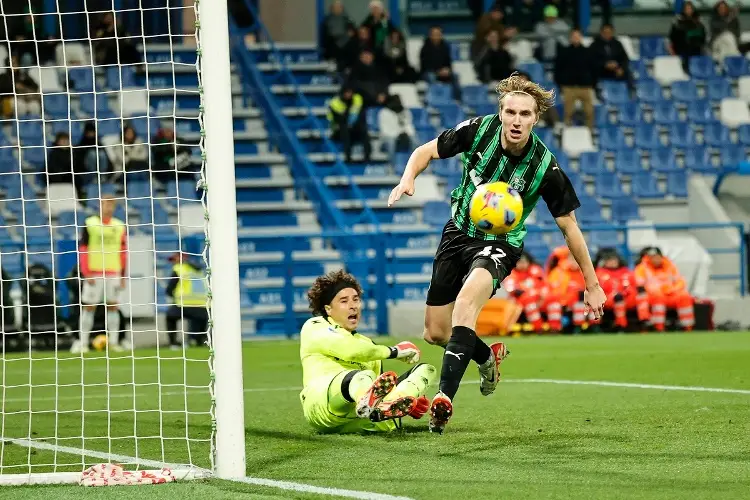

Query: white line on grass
507;378;750;394
7;439;413;499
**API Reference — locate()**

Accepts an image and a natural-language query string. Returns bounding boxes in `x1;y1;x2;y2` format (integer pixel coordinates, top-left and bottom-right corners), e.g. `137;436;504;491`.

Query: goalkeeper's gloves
388;341;421;364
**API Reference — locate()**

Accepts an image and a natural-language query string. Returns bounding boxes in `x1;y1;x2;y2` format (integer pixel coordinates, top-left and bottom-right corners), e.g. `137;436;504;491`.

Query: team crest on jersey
509;177;525;192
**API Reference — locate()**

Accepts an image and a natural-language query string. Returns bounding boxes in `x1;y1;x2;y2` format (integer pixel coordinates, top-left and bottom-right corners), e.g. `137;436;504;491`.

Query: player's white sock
79;309;95;349
107;310;122;351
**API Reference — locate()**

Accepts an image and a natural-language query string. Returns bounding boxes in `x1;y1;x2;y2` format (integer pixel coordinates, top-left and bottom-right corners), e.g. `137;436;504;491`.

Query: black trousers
166;305;208;346
332;121;371;162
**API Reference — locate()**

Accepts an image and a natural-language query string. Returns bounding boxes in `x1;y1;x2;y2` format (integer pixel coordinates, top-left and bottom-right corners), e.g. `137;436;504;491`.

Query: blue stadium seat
68;67;95;92
598;126;627;151
671;81;698;103
409;108;431;129
721;145;745;168
600;81;629;104
683;146;714;173
0;148;17;172
636;80;662;103
650;147;680;173
578;196;605;224
435;104;465;129
474;103;498;116
535;128;554;147
79;93;115;119
56;210;87;228
610;196;640;222
426;84;453;106
595;105;610;127
618;101;642;127
631;171;662;198
366;107;380;132
0;175;22;197
18;120;45;146
588;230;617;249
706;78;732;101
668;122;694;148
594;173;624;198
630;59;648;81
723;56;749;78
20;147;46;169
578;151;605;175
634;124;660;150
42;94;70;119
703;121;730;148
517;62;544;83
686;100;714;125
107;66;137;89
423;201;451;226
639;36;667;59
614;149;642;174
688;56;716;79
666;171;688;197
25;226;53;244
416;128;436;144
432;156;461;177
98;118;122;138
128;117;160;140
125;181;152;199
738;124;750;146
463;85;490;107
653;101;679;126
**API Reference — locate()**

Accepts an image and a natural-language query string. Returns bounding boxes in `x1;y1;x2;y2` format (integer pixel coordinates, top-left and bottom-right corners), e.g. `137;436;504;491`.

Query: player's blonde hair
496;73;556;115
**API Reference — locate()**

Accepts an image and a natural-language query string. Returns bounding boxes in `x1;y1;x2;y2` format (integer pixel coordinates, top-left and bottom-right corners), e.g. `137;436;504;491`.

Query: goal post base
0;468;211;487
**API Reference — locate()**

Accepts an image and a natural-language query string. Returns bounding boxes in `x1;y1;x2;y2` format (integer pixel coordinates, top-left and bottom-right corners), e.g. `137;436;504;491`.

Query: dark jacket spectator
474;30;514;83
471;6;507;59
72;122;98;199
350;50;390;106
46;132;73;184
361;1;396;51
589;24;631;84
91;11;140;65
0;55;40;117
420;27;453;77
151;127;193;184
669;1;707;62
383;30;418;83
555;30;595;129
321;0;355;62
513;0;544;33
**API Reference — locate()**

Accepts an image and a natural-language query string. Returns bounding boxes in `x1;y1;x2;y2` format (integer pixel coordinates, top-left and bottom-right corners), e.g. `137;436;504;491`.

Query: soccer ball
92;334;108;352
469;182;524;235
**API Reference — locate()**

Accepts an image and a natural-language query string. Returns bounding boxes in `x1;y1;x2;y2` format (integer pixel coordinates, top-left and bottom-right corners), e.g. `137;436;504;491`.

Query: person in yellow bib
72;194;128;354
300;270;437;433
165;252;208;350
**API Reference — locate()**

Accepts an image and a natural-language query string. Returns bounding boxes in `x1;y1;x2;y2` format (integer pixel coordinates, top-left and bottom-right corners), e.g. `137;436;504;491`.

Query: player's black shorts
425;219;523;307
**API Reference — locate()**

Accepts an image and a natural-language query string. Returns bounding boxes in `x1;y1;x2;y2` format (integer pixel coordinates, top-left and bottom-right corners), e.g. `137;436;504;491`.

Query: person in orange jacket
595;248;649;330
503;252;563;332
546;246;588;329
634;246;694;331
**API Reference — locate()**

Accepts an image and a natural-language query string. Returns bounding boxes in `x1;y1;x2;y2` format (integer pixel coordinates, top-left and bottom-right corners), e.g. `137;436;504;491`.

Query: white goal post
0;0;245;485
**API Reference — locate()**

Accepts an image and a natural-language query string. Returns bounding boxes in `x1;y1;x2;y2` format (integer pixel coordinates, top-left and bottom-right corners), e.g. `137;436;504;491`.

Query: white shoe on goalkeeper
70;340;89;354
478;342;509;396
355;371;398;419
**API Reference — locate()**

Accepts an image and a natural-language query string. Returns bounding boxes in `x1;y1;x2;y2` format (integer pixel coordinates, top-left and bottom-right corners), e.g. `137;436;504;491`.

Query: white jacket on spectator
102;134;149;173
378;107;416;142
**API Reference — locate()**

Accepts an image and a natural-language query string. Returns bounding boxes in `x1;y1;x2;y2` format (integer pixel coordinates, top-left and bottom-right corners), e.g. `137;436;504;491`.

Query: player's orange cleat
429;392;453;434
369;396;417;422
355;371;398;419
407;396;430;419
478;342;510;396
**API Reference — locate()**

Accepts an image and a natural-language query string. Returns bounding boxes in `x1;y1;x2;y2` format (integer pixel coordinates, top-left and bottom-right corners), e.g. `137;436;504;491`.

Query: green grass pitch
2;331;750;499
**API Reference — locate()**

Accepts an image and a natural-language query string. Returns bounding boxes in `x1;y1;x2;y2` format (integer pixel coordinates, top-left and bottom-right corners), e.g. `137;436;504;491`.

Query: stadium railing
231;0;381;230
712;161;750;196
246;222;747;337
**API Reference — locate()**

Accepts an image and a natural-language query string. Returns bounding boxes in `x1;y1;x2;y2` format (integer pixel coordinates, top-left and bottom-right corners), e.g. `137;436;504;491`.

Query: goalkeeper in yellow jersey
300;270;437;433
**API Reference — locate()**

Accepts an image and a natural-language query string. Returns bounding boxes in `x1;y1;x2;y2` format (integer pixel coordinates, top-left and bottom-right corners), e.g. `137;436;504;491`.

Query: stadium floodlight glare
0;0;245;485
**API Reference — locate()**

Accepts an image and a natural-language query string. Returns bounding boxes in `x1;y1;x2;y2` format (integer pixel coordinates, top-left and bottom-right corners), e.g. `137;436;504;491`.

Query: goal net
0;0;245;485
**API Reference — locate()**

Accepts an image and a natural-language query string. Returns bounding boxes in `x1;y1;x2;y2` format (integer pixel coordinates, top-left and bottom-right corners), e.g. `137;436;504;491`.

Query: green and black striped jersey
436;114;581;247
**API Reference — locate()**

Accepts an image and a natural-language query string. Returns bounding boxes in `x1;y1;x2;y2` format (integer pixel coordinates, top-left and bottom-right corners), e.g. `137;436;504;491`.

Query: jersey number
477;246;506;268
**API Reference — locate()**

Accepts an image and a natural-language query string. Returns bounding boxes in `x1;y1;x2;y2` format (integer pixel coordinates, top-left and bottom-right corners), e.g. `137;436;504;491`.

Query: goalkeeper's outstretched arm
387;139;439;207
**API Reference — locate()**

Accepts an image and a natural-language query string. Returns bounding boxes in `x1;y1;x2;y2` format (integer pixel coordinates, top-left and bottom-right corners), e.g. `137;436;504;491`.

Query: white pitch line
7;439;413;499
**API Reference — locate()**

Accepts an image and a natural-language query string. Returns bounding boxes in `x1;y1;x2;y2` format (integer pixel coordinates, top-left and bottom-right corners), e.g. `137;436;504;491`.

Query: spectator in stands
515;70;559;127
165;252;208;350
554;29;595;129
471;5;510;60
634;247;695;331
91;11;140;66
590;24;633;92
474;30;514;84
327;83;371;163
46;132;73;185
350;50;390;107
709;0;748;61
321;0;355;65
151;127;193;184
377;96;416;158
107;125;149;176
420;26;462;101
534;5;570;61
668;1;707;73
383;30;418;83
512;0;544;34
8;6;57;66
0;55;41;118
361;1;396;53
73;122;99;199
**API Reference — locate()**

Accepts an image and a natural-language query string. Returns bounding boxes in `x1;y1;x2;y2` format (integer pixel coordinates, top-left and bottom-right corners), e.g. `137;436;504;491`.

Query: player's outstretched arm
554;212;606;319
387;139;440;207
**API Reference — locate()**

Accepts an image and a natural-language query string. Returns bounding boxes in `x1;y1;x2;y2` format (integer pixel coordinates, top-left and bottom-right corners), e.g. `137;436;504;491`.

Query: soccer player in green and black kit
388;74;607;434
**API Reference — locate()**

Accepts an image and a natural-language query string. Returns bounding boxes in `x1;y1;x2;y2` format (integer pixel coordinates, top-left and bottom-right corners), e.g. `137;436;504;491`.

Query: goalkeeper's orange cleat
408;396;430;419
429;392;453;434
355;371;398;419
369;396;417;422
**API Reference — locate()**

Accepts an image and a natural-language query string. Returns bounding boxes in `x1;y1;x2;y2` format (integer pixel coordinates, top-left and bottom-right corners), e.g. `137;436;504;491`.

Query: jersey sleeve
301;318;392;363
436;116;482;159
539;157;581;218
